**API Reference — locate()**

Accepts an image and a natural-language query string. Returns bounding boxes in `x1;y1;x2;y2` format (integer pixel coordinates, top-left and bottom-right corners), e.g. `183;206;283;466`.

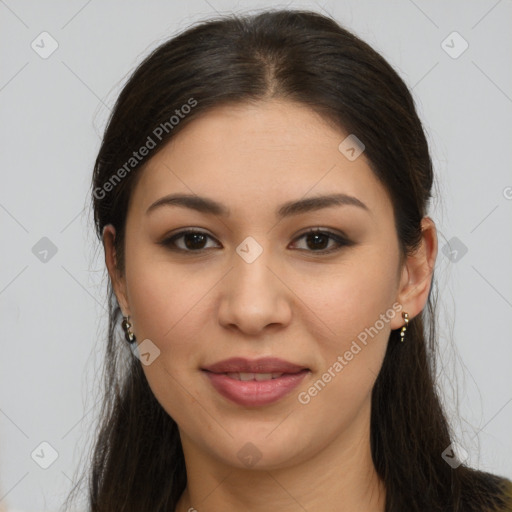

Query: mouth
201;357;310;407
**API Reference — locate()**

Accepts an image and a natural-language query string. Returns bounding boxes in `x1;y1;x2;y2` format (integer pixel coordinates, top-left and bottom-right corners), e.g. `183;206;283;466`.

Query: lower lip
203;369;309;407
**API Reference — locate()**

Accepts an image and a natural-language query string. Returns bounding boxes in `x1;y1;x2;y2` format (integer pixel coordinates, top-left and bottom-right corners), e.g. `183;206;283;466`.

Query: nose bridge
232;234;277;296
218;234;291;333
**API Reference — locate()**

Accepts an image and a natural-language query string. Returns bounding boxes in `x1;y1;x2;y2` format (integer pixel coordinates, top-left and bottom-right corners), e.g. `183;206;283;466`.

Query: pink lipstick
202;357;310;407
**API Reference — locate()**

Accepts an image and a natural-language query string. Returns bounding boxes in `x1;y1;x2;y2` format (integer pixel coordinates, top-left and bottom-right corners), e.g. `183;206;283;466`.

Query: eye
159;227;353;255
160;230;220;252
291;227;353;254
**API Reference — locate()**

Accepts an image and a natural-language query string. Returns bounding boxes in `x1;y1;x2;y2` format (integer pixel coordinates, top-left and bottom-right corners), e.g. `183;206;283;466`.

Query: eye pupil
184;233;207;250
307;233;329;250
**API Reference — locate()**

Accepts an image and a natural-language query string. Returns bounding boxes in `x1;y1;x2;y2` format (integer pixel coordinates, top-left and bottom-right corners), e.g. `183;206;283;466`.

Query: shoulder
459;468;512;511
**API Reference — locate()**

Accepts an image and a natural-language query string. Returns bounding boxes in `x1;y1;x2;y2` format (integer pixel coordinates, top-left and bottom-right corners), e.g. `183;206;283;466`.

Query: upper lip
202;357;308;374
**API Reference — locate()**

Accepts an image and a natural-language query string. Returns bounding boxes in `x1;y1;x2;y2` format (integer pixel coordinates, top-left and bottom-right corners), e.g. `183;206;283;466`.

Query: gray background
1;1;511;510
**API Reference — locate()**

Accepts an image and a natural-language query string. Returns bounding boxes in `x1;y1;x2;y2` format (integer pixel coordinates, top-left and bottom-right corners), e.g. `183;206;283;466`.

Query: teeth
255;373;273;381
225;372;285;381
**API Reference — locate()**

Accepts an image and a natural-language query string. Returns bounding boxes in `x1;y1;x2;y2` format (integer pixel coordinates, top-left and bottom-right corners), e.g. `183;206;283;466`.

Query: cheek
292;245;399;347
290;257;396;437
124;243;213;344
122;249;218;410
290;246;398;402
123;265;212;431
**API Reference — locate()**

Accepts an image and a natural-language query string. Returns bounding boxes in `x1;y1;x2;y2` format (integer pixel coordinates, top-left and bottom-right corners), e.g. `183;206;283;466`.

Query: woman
65;8;512;512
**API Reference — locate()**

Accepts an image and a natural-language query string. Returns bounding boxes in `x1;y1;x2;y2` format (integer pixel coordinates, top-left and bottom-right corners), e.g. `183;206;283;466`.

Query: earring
121;315;137;344
400;312;409;343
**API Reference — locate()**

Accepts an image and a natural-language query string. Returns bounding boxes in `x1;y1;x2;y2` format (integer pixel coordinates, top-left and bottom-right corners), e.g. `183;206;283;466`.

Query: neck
175;399;386;512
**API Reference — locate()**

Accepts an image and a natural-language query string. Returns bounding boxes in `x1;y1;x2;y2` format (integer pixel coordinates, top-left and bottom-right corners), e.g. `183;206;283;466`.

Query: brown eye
160;227;353;255
291;228;353;254
161;230;220;252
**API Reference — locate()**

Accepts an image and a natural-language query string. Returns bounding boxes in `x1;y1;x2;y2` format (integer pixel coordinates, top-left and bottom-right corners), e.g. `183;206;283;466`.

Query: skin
103;99;437;512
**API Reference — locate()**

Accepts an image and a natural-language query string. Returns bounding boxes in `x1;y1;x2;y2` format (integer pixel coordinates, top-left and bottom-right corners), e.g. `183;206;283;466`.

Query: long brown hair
63;9;512;512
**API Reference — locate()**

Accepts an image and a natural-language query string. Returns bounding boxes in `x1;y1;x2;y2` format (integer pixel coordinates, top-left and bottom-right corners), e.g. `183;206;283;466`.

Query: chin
205;422;312;471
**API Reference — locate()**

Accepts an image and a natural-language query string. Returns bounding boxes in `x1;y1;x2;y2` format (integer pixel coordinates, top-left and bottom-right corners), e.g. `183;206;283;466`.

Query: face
105;99;431;471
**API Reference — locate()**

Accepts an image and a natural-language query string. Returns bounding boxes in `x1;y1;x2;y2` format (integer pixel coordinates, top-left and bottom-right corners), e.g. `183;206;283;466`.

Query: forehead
128;99;393;222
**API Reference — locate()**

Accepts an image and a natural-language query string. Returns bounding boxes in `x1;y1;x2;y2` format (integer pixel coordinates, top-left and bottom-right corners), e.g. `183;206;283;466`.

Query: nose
217;241;293;337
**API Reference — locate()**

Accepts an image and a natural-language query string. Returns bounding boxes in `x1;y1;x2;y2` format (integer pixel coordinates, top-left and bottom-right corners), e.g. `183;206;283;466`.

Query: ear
102;224;131;316
390;216;438;330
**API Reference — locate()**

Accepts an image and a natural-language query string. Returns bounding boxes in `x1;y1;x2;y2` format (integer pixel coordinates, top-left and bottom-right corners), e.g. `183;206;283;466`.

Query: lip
201;357;310;407
203;369;309;407
201;357;308;374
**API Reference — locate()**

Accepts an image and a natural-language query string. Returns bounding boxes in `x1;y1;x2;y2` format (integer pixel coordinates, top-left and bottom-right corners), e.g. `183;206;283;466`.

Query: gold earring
400;312;409;343
121;315;137;344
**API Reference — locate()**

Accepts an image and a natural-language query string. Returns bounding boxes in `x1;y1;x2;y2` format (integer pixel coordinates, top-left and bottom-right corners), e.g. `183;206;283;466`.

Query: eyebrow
145;192;370;218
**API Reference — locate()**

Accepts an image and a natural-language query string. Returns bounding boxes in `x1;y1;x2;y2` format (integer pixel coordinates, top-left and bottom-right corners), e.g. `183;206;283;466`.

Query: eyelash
159;228;353;255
